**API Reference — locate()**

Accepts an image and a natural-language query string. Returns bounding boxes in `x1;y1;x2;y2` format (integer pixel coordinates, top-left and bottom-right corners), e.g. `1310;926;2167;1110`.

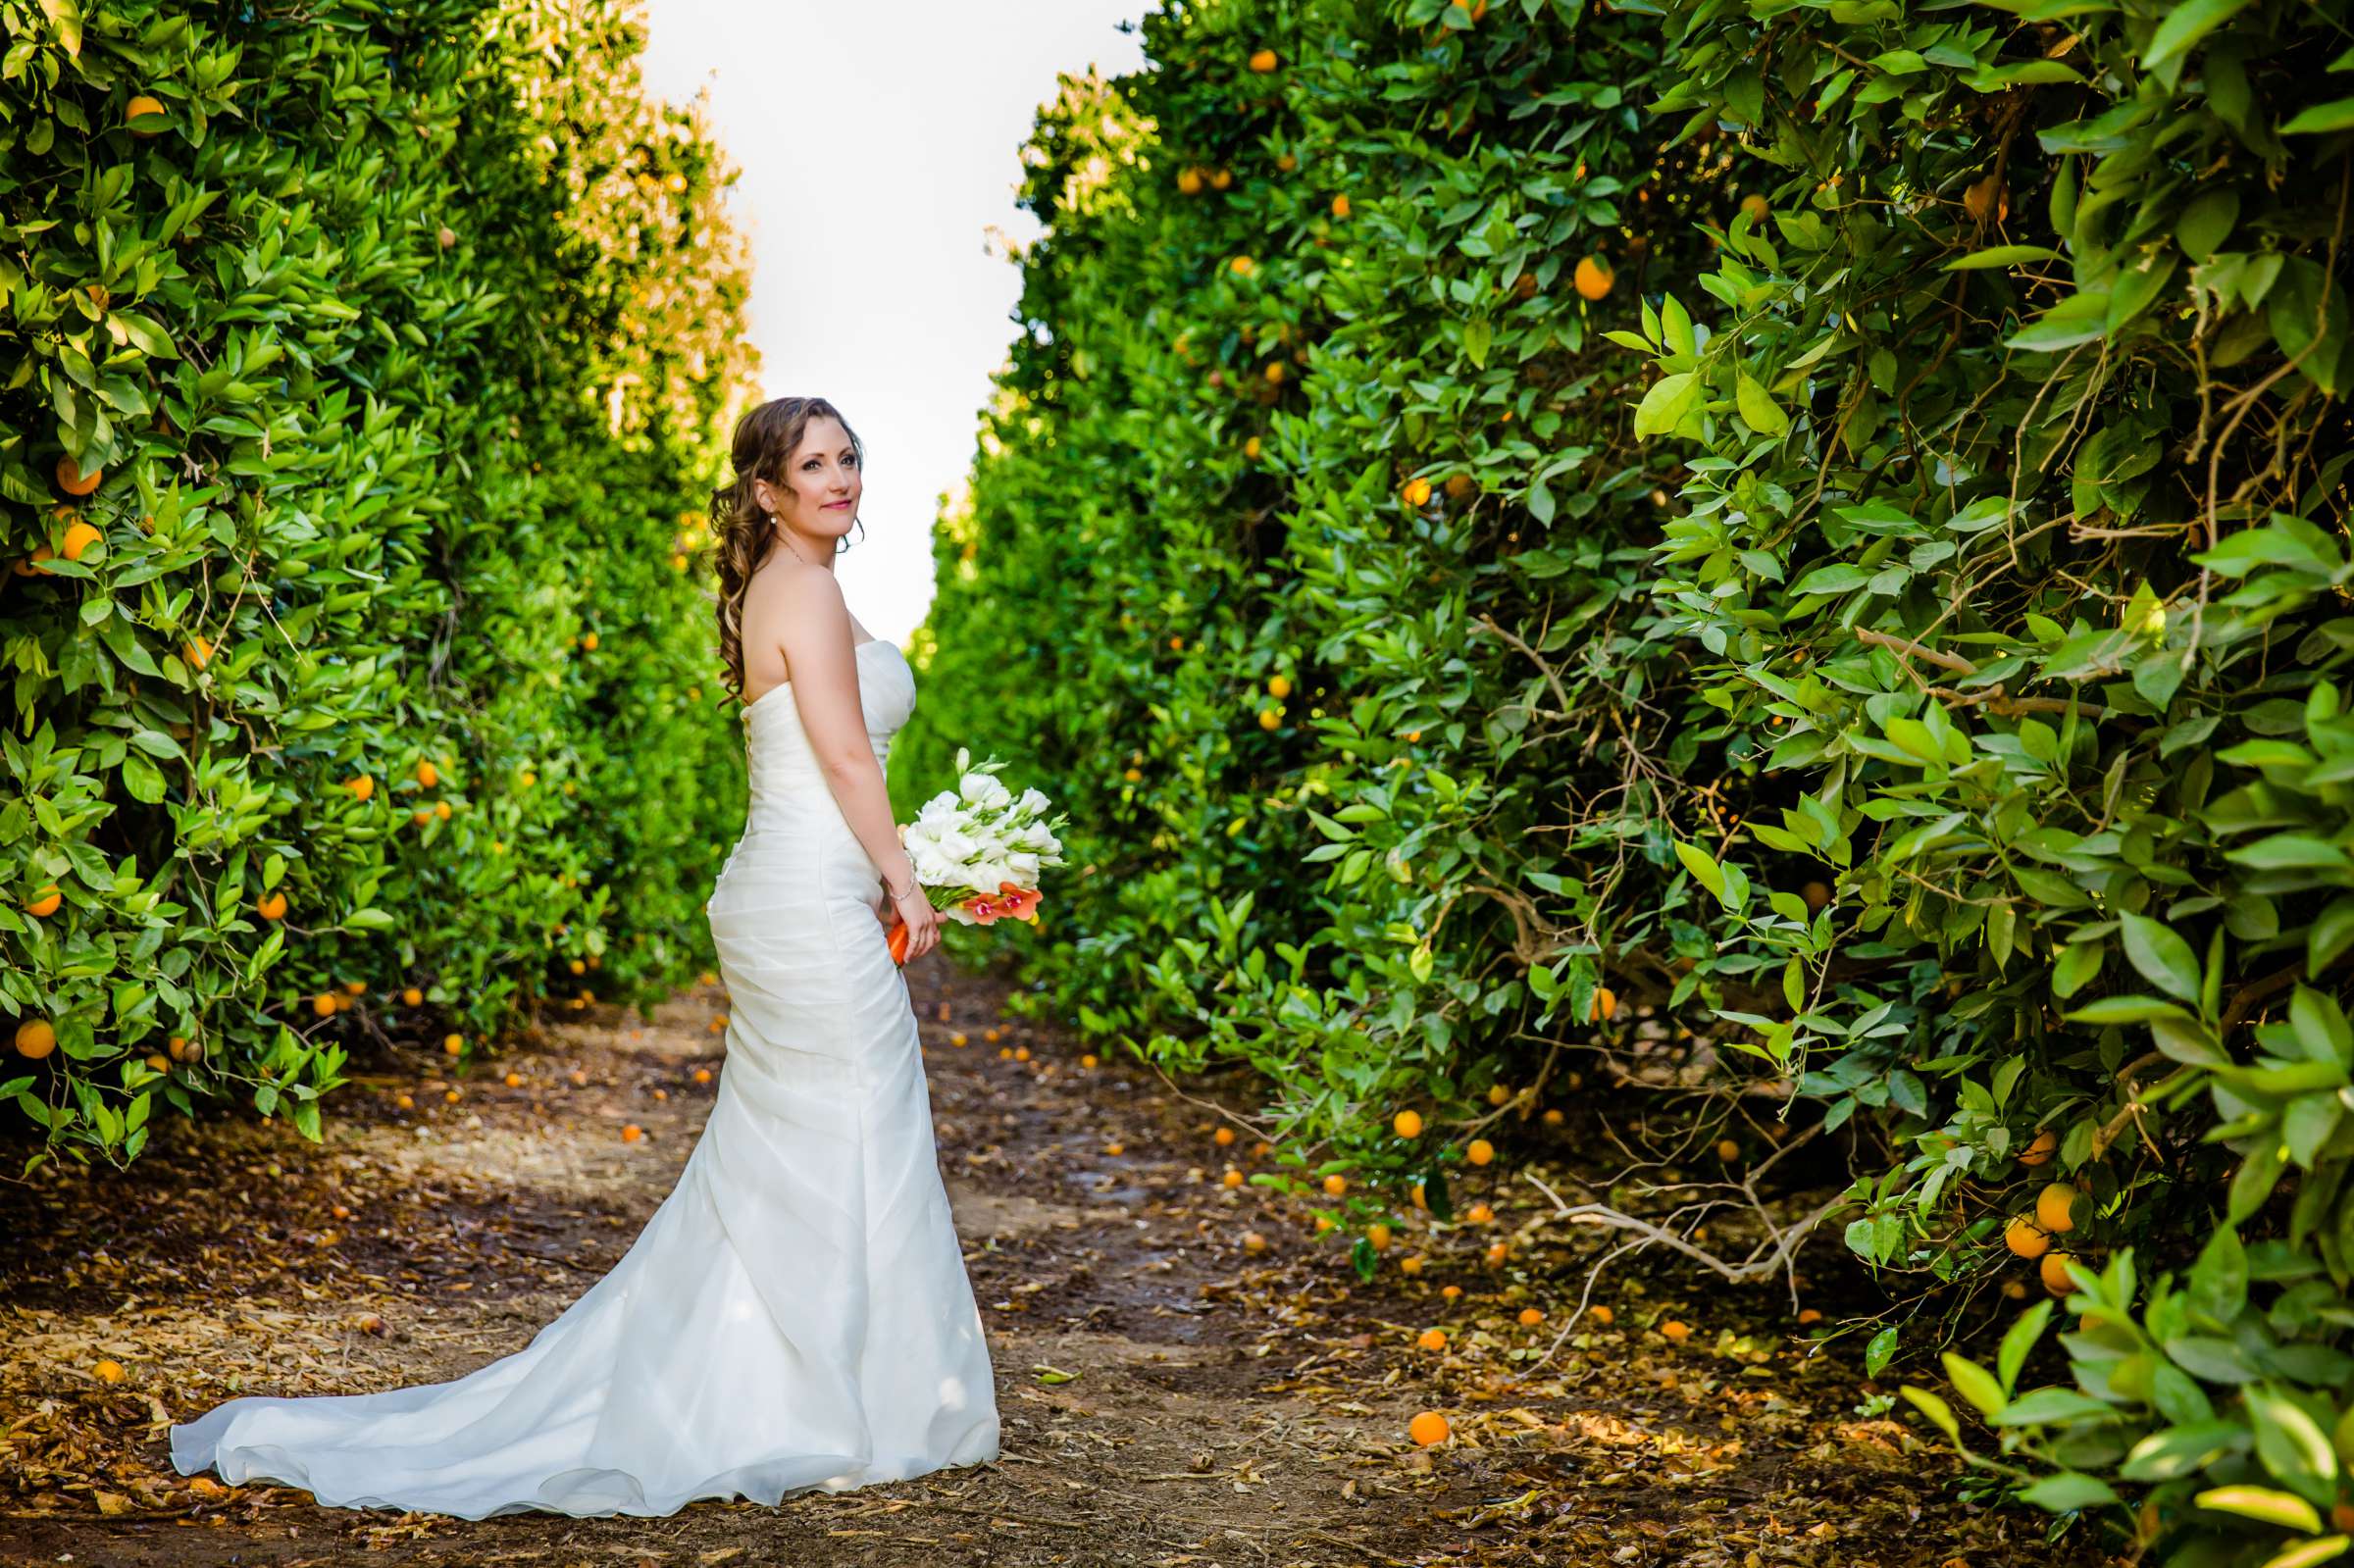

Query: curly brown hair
709;395;866;704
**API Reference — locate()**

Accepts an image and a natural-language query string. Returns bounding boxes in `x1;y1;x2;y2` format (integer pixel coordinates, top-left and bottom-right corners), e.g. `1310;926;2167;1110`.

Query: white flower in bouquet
958;770;1011;809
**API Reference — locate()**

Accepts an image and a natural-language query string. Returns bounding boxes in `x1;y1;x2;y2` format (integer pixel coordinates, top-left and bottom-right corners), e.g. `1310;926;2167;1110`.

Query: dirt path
2;960;2101;1567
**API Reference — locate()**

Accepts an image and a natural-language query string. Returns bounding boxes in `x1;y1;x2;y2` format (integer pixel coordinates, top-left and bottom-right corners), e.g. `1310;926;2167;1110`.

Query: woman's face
754;415;861;540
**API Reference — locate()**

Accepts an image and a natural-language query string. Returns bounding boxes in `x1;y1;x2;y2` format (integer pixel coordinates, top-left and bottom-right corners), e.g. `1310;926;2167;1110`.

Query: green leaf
1865;1324;1899;1377
1901;1385;1964;1445
2246;1384;2337;1496
1943;244;2062;271
2282;98;2354;134
2121;912;2203;1003
2018;1471;2122;1513
1943;1351;2004;1417
2194;1484;2324;1533
1633;373;1702;438
2144;0;2255;71
1735;374;1789;436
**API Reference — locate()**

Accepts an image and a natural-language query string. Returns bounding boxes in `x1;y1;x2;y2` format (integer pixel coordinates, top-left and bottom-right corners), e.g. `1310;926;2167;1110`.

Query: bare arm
772;570;921;904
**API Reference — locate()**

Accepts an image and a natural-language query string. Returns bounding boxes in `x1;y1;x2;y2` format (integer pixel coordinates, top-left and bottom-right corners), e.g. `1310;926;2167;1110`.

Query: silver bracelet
884;874;916;901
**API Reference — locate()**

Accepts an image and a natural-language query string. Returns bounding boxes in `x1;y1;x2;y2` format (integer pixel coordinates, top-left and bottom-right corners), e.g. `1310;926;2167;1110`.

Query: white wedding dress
171;635;1001;1518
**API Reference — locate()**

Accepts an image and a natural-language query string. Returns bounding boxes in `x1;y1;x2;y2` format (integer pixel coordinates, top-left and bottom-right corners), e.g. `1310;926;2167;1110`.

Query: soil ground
1;957;2115;1567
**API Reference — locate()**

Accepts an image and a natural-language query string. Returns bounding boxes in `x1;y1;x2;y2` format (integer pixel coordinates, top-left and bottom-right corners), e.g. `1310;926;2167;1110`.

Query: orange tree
1;0;756;1166
907;0;2354;1549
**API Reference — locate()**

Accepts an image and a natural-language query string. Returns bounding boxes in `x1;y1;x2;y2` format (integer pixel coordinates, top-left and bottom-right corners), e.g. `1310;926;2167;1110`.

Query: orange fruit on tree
581;631;599;651
26;885;62;918
14;1018;57;1060
443;1033;464;1056
184;634;215;669
1407;1411;1451;1446
1267;674;1292;699
1466;1138;1495;1166
1715;1138;1741;1161
1248;47;1278;72
1229;255;1254;277
2018;1129;2059;1167
55;455;102;496
1276;152;1297;172
1739;192;1769;224
256;890;287;921
1331;193;1351;220
2036;1183;2078;1234
2040;1251;2078;1294
2004;1214;2051;1259
1177;167;1204;196
1258;708;1280;731
343;774;374;802
1418;1327;1447;1351
126;94;165;131
1243;435;1262;460
1402;477;1432;507
311;992;337;1018
1488;1083;1511;1106
1393;1108;1423;1138
1964;174;2005;223
1572;256;1614;300
1323;1173;1349;1197
1209;167;1232;190
416;760;439;787
402;986;423;1006
61;521;101;561
1797;1307;1823;1325
1588;986;1618;1023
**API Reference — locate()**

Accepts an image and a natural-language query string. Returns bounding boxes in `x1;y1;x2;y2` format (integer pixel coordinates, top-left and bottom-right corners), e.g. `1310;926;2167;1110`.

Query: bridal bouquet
886;748;1069;965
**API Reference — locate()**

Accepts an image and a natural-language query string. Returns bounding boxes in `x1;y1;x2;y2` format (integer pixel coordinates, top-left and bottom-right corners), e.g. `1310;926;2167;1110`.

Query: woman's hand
890;883;941;963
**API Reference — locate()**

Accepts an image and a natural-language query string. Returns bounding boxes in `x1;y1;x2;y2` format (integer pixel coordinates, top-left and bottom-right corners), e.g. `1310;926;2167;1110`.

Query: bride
170;395;1002;1517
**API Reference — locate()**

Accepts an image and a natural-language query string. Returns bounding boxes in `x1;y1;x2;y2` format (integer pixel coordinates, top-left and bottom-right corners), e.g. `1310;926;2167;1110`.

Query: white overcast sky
639;0;1152;645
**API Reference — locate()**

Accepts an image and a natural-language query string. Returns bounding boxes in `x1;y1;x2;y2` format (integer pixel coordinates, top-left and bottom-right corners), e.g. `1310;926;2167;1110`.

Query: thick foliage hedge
907;0;2354;1550
2;0;755;1165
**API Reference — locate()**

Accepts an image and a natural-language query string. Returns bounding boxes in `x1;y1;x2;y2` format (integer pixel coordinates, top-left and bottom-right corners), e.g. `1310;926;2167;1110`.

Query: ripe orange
1572;256;1613;301
61;521;102;561
55;455;102;495
126;94;165;131
344;775;374;801
1739;192;1769;224
1331;193;1351;220
15;1019;57;1060
2018;1129;2059;1167
622;1124;643;1143
1466;1138;1494;1166
443;1087;460;1103
1267;674;1292;699
1222;1168;1244;1188
26;885;62;918
1485;1240;1510;1265
581;631;599;651
402;986;423;1006
1660;1319;1692;1343
1542;1108;1563;1127
1964;174;2004;223
1589;1304;1614;1326
1407;1411;1451;1446
2040;1251;2077;1294
1263;361;1285;384
1323;1173;1349;1197
1213;1126;1236;1145
1258;709;1281;731
311;992;337;1018
950;1032;968;1046
2004;1214;2051;1259
1229;255;1254;277
393;1092;414;1111
2036;1183;2078;1235
1209;168;1232;190
1588;986;1618;1023
1248;47;1278;72
503;1072;523;1087
1488;1083;1511;1107
443;1033;464;1056
1081;1053;1099;1068
1518;1306;1543;1326
1366;1223;1393;1251
1797;1307;1823;1325
1715;1138;1741;1161
1276;153;1297;172
1244;435;1262;460
1400;1254;1424;1275
1393;1108;1423;1138
1402;477;1432;507
1242;1230;1268;1253
1122;766;1143;783
1418;1327;1447;1351
184;634;216;670
256;891;287;921
694;1067;712;1085
417;760;439;787
1177;167;1204;196
93;1359;127;1385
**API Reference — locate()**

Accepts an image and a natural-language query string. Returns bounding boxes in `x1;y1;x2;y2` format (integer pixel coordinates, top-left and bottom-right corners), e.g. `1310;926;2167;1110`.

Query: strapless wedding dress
170;636;1000;1518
